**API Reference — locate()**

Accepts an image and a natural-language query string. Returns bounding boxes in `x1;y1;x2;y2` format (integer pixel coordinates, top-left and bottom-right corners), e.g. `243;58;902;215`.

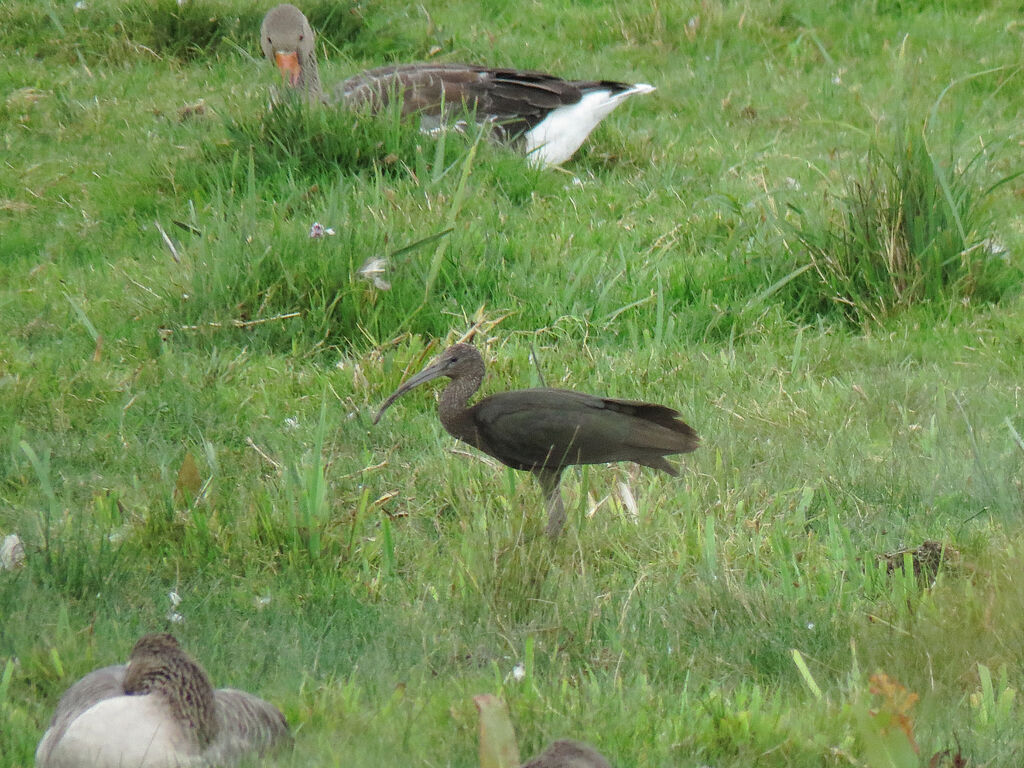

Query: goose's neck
299;46;322;100
129;661;218;748
167;672;218;748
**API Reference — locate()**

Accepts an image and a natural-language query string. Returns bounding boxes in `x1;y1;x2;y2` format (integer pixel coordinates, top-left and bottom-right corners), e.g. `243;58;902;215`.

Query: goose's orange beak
273;52;301;87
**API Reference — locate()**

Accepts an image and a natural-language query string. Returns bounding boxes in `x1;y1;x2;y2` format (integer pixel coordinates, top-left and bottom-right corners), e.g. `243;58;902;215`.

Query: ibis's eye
298;34;304;41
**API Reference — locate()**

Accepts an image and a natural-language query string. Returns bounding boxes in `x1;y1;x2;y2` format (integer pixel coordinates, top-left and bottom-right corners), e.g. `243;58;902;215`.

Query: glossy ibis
36;633;290;768
260;4;655;167
374;343;699;537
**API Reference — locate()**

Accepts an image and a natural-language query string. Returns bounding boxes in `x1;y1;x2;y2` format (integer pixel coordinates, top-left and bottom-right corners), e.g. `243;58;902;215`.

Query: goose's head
260;4;316;87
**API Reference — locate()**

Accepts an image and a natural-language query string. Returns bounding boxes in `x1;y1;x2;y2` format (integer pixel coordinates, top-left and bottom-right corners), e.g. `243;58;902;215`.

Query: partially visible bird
259;4;655;167
35;633;290;768
521;739;614;768
374;343;699;537
474;693;614;768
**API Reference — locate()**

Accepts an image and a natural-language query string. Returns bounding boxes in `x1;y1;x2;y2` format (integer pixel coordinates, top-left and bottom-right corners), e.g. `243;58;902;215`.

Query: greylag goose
35;633;290;768
260;4;655;167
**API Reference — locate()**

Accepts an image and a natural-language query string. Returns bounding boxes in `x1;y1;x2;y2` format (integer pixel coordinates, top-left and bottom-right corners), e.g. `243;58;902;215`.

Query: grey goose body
260;4;655;166
36;634;290;768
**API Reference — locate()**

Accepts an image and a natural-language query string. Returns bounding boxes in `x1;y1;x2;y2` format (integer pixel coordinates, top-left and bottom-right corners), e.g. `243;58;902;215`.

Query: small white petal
169;590;181;607
0;534;26;570
309;222;336;239
358;257;388;276
358;257;391;290
511;663;526;682
982;237;1007;256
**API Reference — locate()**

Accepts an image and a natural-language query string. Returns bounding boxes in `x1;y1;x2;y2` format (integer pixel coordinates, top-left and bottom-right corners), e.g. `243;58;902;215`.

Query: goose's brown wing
339;63;633;136
208;688;292;760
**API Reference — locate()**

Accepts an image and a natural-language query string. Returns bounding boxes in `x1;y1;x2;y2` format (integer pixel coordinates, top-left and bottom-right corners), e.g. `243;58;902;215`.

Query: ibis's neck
438;373;483;447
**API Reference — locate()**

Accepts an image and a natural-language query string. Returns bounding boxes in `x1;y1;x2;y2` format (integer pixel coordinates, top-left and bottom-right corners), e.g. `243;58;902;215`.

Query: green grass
2;0;1024;766
782;112;1019;324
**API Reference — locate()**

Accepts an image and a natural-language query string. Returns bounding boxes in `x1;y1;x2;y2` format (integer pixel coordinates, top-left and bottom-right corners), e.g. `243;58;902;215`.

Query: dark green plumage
467;389;694;473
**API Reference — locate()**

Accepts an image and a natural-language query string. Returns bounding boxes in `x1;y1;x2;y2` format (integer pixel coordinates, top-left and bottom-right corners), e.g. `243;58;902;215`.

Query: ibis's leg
536;469;566;539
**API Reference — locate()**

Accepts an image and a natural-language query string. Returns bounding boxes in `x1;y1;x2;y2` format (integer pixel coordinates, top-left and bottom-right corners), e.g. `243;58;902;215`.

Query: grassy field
2;0;1023;765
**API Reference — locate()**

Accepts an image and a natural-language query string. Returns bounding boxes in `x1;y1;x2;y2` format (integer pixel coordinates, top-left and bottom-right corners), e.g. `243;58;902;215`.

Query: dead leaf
174;451;202;505
177;100;208;121
0;200;33;213
929;746;969;767
870;672;919;753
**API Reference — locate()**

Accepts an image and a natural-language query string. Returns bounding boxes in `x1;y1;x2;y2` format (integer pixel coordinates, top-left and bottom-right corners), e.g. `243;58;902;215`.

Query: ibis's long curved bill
372;359;449;424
